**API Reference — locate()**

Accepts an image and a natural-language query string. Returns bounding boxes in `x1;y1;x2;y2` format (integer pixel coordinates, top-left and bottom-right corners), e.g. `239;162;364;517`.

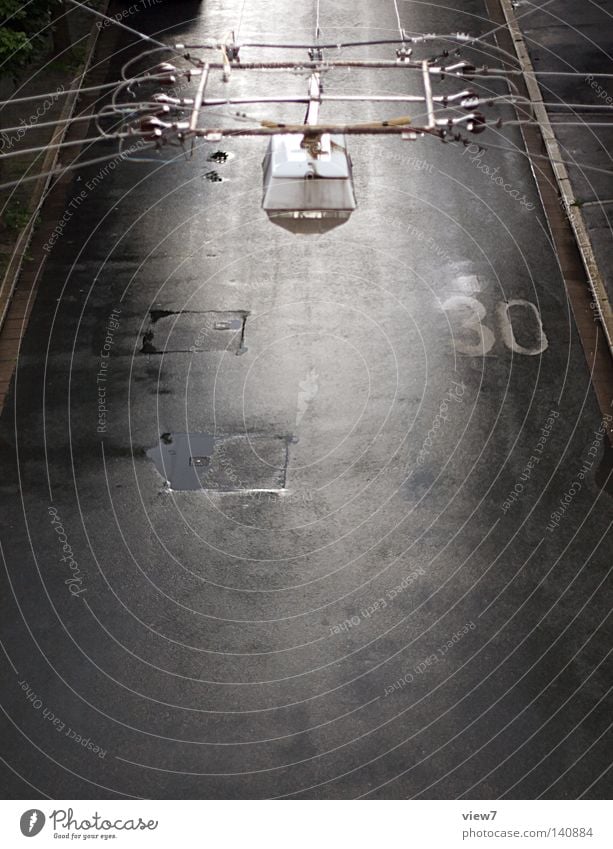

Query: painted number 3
441;296;549;356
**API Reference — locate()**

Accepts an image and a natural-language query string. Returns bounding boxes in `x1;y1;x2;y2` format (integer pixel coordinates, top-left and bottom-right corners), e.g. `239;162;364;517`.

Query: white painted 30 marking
441;296;548;357
441;295;496;356
497;299;548;355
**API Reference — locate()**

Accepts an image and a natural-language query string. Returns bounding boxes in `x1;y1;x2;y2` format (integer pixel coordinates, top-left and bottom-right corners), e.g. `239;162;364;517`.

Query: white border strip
3;799;613;846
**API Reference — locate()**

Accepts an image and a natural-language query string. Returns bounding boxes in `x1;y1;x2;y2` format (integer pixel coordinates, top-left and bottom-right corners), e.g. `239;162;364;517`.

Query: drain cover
141;310;247;354
147;433;287;491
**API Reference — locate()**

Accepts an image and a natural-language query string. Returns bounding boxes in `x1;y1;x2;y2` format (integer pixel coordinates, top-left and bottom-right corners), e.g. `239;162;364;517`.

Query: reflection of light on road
453;274;482;293
296;367;319;426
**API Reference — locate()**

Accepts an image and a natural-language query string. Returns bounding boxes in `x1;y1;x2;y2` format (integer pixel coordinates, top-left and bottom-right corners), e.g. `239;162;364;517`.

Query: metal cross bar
189;63;210;132
194;92;474;107
168;60;501;74
202;97;312;105
187;123;440;137
305;73;322;124
422;60;436;128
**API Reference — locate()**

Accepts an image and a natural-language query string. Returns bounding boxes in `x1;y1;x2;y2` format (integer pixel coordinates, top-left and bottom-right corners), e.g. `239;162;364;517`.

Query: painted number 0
441;296;548;356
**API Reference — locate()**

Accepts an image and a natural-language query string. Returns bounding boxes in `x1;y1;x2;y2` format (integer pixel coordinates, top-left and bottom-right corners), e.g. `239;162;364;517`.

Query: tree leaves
0;0;59;81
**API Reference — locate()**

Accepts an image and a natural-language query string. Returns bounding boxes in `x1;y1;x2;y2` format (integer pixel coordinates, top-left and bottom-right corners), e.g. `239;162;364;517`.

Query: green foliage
49;42;86;73
2;200;35;231
0;0;59;80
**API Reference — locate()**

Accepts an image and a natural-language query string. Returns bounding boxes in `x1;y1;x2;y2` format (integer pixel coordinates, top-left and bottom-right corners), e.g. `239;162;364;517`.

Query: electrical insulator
138;116;171;140
151;63;179;85
151;104;172;118
446;61;476;79
152;93;179;105
467;112;486;133
460;91;479;109
151;93;194;108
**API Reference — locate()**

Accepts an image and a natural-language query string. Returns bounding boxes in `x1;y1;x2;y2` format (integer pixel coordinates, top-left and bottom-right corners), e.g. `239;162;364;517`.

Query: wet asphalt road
0;0;612;799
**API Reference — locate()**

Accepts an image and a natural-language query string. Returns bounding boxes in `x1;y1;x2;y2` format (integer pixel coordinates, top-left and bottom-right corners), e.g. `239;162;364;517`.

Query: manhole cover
141;310;248;354
147;433;288;491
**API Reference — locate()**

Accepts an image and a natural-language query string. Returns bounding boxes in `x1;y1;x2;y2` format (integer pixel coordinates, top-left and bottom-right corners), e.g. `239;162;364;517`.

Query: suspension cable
315;0;321;43
392;0;406;45
65;0;168;48
236;0;248;42
456;136;613;177
0;144;157;191
0;80;129;108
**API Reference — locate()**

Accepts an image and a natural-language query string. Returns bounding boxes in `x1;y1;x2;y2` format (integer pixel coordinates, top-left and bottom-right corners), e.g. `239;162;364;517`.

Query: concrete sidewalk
0;0;109;408
500;0;613;354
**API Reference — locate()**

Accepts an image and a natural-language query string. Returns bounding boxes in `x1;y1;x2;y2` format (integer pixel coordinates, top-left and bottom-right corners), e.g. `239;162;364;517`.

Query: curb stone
497;0;613;360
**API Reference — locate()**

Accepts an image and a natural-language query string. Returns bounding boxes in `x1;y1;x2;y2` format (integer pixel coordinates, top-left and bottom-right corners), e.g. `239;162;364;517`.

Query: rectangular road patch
147;432;288;491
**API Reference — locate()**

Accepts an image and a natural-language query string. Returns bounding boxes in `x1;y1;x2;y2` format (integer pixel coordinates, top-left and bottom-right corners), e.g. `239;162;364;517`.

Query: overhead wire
2;0;611;189
392;0;407;45
0;1;170;201
0;62;198;109
236;0;248;42
2;61;610;110
0;0;40;28
6;92;609;162
0;2;201;185
0;144;157;191
453;136;613;177
0;107;147;141
4;117;599;183
513;70;613;79
3;82;609;164
0;0;86;97
0;80;130;108
65;0;168;48
510;120;613;129
119;47;176;83
0;132;133;162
